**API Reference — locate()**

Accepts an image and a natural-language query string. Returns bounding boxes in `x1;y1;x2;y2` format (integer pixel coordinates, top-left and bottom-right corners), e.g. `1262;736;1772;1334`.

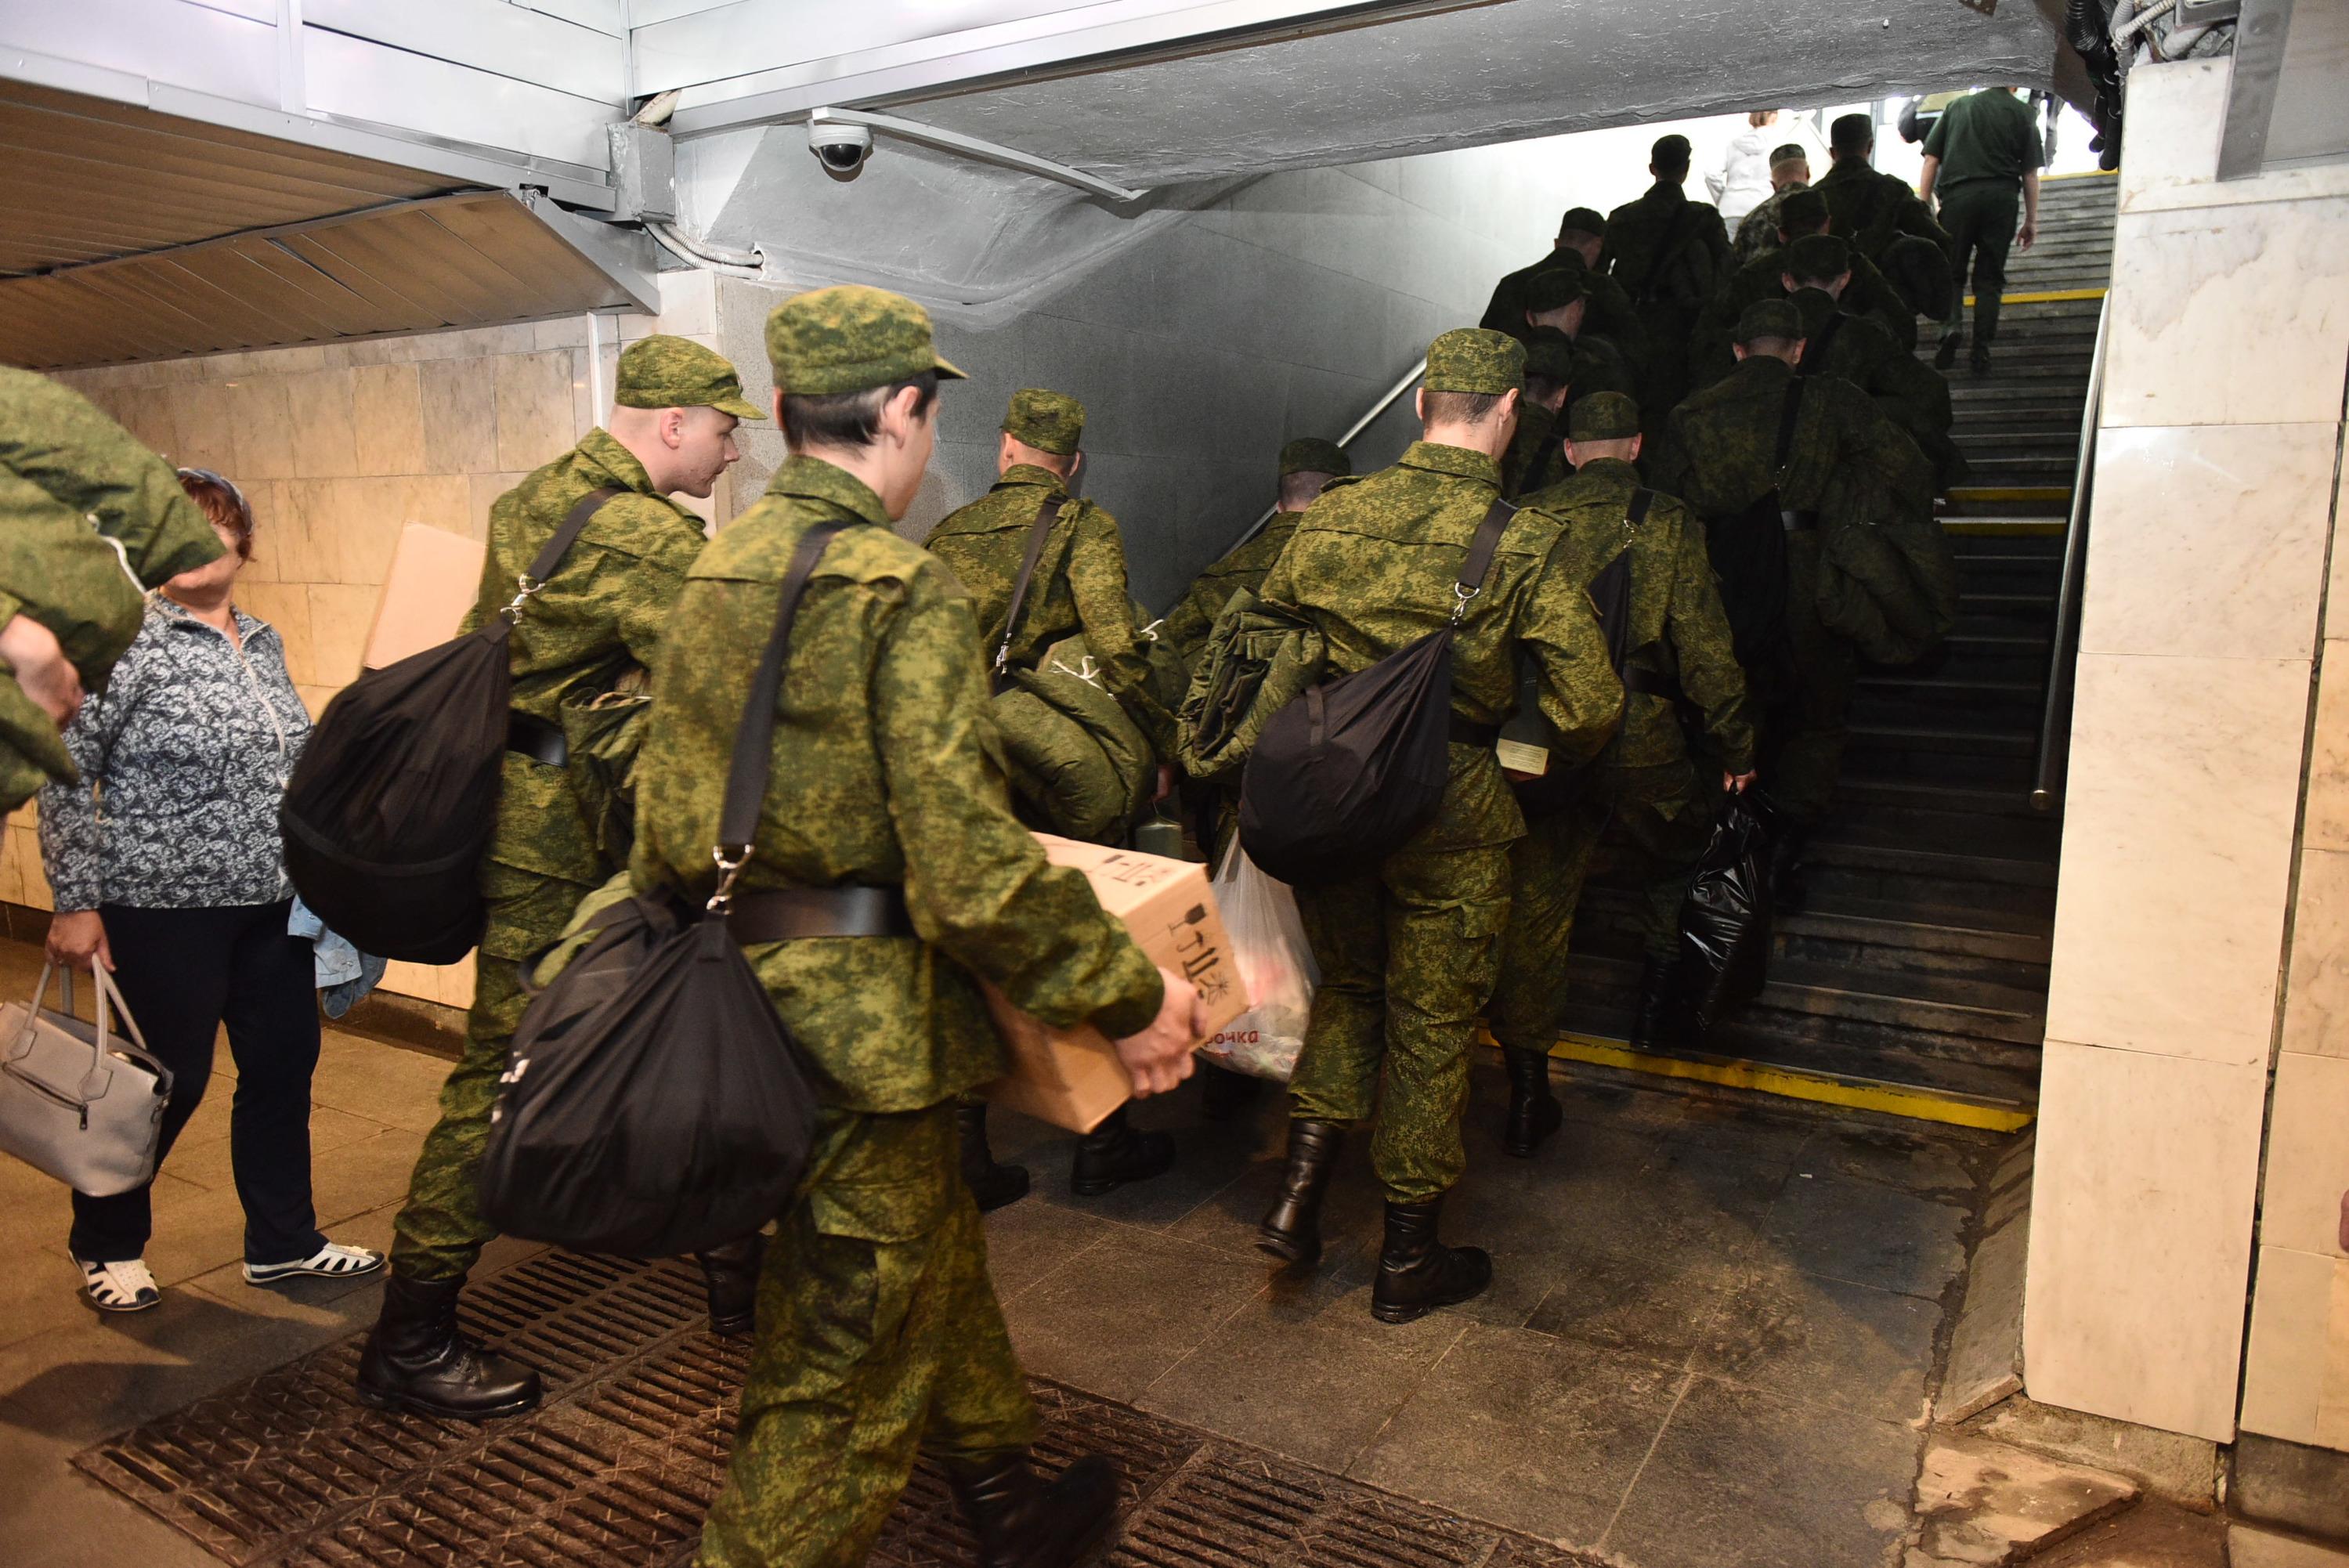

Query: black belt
1449;715;1501;748
727;885;916;942
508;711;568;768
1624;666;1679;699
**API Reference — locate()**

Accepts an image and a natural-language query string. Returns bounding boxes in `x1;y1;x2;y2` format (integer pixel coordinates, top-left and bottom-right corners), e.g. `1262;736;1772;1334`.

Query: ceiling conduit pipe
645;218;765;278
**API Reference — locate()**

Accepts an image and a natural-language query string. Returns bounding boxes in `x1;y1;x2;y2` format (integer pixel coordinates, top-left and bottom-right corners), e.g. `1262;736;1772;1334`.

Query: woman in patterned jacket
38;469;382;1312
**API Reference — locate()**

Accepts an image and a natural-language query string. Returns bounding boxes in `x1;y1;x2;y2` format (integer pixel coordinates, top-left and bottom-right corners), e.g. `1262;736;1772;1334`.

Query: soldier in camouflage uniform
357;337;766;1421
0;368;224;811
1688;189;1918;391
1498;334;1577;500
1603;135;1732;428
1253;329;1624;1324
620;284;1198;1568
1648;301;1934;909
1161;436;1350;667
924;388;1184;1205
1731;143;1812;267
1488;393;1755;1136
1480;211;1646;366
1818;112;1954;321
1783;234;1966;490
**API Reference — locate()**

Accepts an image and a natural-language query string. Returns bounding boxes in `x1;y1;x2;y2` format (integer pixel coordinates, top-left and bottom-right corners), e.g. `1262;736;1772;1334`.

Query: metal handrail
1220;356;1426;553
2029;291;2112;812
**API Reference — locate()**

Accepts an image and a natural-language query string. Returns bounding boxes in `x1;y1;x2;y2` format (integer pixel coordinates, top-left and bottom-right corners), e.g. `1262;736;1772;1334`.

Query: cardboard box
982;834;1247;1133
365;523;487;670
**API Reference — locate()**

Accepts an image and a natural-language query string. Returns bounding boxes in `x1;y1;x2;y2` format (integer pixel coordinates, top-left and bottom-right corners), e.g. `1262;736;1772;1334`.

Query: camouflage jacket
1258;441;1624;851
1161;511;1300;669
1603;182;1731;309
1818;161;1950;261
924;464;1173;752
629;454;1164;1113
1500;400;1573;500
1480;255;1648;363
468;425;707;883
1732;185;1803;267
1519;458;1753;772
1790;292;1964;489
1687;246;1919;390
0;368;226;809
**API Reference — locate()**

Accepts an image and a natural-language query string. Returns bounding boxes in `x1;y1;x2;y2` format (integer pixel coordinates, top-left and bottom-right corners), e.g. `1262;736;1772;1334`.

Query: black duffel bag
476;523;845;1258
1673;789;1778;1042
279;488;618;963
1238;498;1512;887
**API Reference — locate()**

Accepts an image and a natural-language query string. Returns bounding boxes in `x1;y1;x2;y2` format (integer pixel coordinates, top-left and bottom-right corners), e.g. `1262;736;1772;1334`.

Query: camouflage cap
764;284;967;396
1778;187;1830;233
1277;436;1350;478
1002;387;1085;455
1523;332;1578;385
1567;392;1641;442
1736;298;1805;343
1785;233;1852;283
1556;206;1607;238
1523;267;1590;313
1424;327;1525;396
614;334;765;420
1769;142;1810;168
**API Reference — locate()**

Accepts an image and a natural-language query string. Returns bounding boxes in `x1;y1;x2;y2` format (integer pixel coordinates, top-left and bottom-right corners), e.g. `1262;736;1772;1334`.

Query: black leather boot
1070;1105;1175;1197
1370;1196;1492;1324
1502;1048;1563;1159
355;1273;542;1420
958;1101;1032;1213
1198;1062;1263;1122
696;1234;764;1338
945;1451;1122;1568
1256;1118;1343;1264
1626;956;1681;1051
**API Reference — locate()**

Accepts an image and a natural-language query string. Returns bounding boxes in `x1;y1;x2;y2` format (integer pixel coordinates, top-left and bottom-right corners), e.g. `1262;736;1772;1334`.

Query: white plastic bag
1198;839;1319;1082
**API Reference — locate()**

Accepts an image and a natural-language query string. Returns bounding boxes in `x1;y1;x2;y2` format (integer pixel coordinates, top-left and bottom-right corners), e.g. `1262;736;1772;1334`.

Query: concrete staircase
1557;170;2118;1110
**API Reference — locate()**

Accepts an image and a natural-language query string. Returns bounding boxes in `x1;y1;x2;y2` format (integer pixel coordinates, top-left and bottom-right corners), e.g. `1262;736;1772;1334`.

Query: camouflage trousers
1488;760;1713;1053
1288;840;1512;1204
696;1103;1036;1568
1752;554;1858;831
388;859;599;1282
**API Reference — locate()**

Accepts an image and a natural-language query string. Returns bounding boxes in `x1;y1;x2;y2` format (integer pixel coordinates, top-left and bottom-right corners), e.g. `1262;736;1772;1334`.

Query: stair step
1563;952;2047;1046
1838;775;2047;822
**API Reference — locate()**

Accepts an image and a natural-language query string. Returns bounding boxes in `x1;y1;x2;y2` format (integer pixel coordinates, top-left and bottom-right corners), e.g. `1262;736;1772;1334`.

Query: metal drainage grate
76;1254;1598;1567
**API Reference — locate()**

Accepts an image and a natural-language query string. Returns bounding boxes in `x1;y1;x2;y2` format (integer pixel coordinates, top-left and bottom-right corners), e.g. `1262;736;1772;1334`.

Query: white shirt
1708;127;1777;229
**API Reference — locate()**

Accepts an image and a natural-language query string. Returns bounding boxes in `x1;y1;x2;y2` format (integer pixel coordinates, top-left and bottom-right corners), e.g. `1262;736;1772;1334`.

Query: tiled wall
0;273;724;1008
2025;60;2349;1445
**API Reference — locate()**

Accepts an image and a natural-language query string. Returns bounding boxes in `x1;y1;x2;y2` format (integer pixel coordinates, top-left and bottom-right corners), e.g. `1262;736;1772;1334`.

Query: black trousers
1939;179;2022;349
69;900;326;1267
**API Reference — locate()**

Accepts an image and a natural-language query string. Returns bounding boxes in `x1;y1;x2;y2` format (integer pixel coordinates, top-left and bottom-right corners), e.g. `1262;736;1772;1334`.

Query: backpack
1702;381;1804;675
1498;489;1652;815
279;487;617;963
475;522;844;1258
995;633;1155;844
1236;499;1514;887
1175;587;1325;785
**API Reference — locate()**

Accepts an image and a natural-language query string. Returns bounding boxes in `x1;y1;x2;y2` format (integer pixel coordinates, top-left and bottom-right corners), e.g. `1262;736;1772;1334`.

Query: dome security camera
809;120;873;180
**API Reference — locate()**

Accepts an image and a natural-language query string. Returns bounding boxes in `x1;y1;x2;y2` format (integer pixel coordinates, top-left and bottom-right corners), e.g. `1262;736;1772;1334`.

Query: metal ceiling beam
2217;0;2293;179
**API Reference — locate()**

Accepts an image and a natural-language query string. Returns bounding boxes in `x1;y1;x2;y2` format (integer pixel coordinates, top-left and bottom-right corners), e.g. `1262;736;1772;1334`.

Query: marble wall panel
2307;647;2349;854
468;471;531;541
2079;422;2336;662
285;370;360;479
2102;198;2349;429
162;381;237;471
225;378;299;480
2330;461;2349;641
305;583;382;687
2283;847;2349;1060
2044;652;2312;1065
350;363;428;477
233;581;316;688
418;356;501;475
2025;1041;2268;1441
492;352;576;473
2241;1245;2340;1444
2119;60;2349;218
2260;1051;2349;1259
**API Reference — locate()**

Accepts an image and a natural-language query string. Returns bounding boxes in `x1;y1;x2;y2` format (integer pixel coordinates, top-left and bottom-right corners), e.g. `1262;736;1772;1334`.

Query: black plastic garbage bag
478;895;820;1258
1675;790;1777;1040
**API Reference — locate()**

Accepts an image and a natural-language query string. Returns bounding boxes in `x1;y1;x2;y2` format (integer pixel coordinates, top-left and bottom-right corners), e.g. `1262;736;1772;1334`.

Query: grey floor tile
1524;1238;1745;1363
164;1105;389;1193
0;1417;221;1568
1350;1321;1687;1549
1763;1174;1971;1299
1001;1227;1269;1403
303;1126;428;1228
1697;1263;1942;1425
1655;1094;1821;1170
985;1089;1272;1234
306;1035;456;1135
980;1190;1126;1299
1792;1118;1993;1201
1165;1151;1384;1274
1603;1375;1922;1568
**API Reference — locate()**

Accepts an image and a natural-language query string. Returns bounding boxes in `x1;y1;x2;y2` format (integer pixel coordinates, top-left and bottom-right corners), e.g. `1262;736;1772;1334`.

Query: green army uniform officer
1732;143;1812;267
0;368;224;811
1920;86;2045;373
1480;211;1647;367
1648;300;1933;908
1488;392;1754;1130
620;284;1198;1568
1818;111;1953;322
1687;188;1919;390
358;336;765;1420
1161;435;1351;667
1783;234;1966;490
1603;135;1732;427
1253;328;1624;1324
1499;334;1577;500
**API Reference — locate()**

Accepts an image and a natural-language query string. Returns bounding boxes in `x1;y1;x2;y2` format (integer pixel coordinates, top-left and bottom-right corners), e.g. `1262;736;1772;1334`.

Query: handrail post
1219;356;1426;553
2030;291;2111;812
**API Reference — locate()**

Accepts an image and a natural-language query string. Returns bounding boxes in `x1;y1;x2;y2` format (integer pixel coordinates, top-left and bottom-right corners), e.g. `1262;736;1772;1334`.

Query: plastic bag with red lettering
1197;839;1319;1081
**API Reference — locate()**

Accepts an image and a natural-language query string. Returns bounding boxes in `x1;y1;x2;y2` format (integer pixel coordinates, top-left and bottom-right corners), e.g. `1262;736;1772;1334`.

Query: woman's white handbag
0;963;172;1197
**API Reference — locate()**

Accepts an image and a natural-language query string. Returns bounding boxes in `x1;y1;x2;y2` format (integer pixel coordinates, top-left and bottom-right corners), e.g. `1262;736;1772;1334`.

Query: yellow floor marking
1520;1032;2037;1132
2041;168;2119;182
1950;486;2073;504
1963;287;2107;305
1945;518;2065;537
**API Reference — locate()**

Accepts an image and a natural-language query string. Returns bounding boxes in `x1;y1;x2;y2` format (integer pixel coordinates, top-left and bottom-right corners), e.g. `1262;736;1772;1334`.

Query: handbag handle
27;960;150;1103
707;520;851;912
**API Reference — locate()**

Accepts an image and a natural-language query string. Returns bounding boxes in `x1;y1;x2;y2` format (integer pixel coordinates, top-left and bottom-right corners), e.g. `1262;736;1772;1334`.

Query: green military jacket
1161;510;1300;669
0;368;225;809
1818;161;1949;261
629;454;1164;1114
1790;292;1964;489
1257;441;1624;852
1480;255;1647;363
1687;247;1919;390
1500;400;1573;500
1924;89;2044;191
1519;458;1753;773
924;464;1173;752
1602;183;1731;308
468;426;708;883
1732;184;1803;268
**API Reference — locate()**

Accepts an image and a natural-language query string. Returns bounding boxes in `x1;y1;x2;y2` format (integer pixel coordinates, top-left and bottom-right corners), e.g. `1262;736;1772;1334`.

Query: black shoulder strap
527;486;622;586
717;520;851;858
1798;311;1844;378
1625;487;1654;527
994;493;1069;681
1451;497;1516;623
1772;378;1805;474
1513;422;1569;501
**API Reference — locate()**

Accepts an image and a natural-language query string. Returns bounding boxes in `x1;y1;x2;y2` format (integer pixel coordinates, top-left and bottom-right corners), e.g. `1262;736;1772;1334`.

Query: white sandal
77;1255;161;1313
243;1240;385;1284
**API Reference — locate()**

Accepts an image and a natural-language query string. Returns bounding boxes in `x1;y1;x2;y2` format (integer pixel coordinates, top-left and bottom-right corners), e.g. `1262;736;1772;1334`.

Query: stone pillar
2024;58;2349;1443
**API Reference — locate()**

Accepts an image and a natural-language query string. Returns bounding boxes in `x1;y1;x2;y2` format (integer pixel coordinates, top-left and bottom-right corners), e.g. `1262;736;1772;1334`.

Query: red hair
177;468;254;560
